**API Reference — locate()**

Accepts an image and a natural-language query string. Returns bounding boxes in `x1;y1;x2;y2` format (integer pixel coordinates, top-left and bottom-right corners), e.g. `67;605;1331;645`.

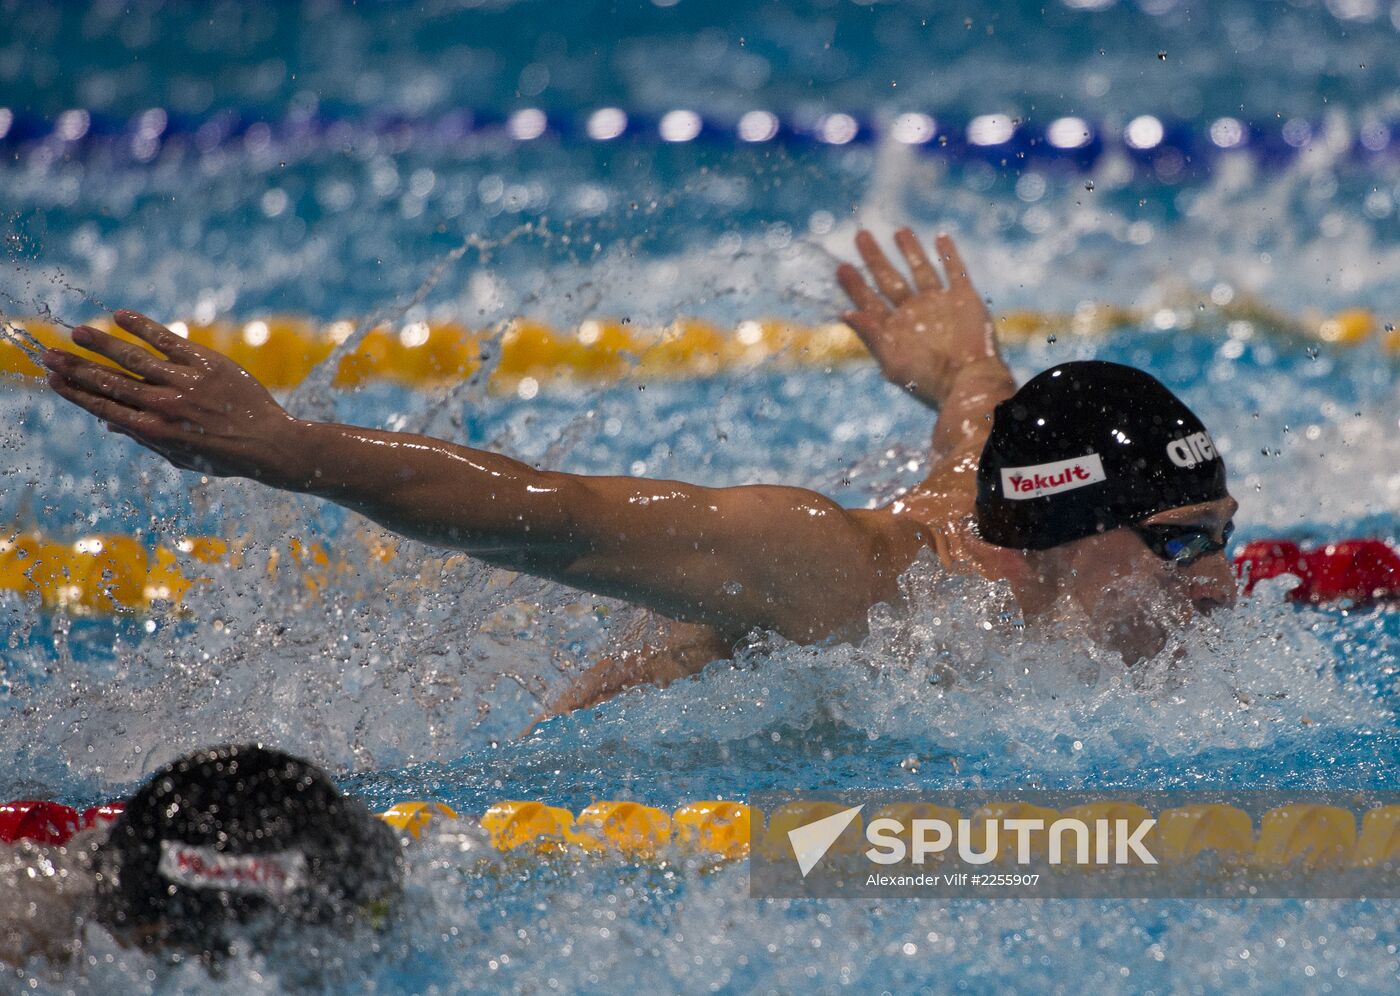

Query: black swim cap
975;361;1228;550
94;745;402;956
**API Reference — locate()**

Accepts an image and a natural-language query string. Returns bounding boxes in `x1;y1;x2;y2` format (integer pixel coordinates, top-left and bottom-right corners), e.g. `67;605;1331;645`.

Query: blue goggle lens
1134;521;1235;566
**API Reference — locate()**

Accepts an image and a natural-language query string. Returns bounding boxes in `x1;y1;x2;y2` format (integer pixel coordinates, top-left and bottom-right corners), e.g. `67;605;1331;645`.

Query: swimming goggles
1131;520;1235;566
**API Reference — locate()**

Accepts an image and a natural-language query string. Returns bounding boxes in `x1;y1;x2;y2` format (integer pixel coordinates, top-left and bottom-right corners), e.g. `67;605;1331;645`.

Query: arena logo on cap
1000;454;1106;500
158;840;308;898
1166;431;1218;469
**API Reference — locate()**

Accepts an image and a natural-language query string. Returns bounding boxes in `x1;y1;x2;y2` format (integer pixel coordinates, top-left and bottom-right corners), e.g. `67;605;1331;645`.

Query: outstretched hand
837;229;1001;409
41;310;306;484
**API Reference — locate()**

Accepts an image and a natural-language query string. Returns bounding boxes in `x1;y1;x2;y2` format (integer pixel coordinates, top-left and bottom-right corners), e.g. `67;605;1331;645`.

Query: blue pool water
4;1;1400;992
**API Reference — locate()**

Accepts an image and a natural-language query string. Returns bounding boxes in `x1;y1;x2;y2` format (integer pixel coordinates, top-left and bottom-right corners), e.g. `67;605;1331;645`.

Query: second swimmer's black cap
975;361;1228;550
94;744;403;956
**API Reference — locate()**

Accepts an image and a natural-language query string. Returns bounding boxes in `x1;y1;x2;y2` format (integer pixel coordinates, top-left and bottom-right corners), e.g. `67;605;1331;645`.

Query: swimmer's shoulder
849;498;960;576
868;490;1040;597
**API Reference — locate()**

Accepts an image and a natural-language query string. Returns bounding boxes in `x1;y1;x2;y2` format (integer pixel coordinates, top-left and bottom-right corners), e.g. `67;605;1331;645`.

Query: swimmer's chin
1095;615;1172;668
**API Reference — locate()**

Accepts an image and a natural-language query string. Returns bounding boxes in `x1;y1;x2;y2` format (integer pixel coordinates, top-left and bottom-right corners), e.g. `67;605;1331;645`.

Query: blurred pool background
3;0;1400;992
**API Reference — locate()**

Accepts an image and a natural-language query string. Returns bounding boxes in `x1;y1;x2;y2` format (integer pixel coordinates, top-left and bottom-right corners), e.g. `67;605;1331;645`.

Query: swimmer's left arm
285;424;928;642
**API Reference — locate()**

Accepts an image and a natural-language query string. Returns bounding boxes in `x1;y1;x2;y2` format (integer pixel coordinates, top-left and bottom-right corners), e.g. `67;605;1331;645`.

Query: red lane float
82;802;126;828
1236;539;1400;604
0;801;81;845
0;800;124;846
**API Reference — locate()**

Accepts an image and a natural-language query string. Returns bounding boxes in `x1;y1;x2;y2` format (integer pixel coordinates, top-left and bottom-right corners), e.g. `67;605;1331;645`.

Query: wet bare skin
37;229;1237;728
539;231;1237;719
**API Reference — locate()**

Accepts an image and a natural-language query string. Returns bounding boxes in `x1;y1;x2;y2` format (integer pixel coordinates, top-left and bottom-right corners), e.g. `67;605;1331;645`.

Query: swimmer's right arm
837;229;1016;455
41;311;930;644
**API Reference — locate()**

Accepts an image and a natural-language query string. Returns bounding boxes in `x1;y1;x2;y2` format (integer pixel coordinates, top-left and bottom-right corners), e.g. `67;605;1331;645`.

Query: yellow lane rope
0;529;347;614
0;525;491;615
380;798;1400;868
2;303;1395;392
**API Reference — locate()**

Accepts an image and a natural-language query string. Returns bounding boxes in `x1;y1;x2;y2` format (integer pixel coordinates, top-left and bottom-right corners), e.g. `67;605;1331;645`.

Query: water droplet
1046;334;1057;344
1084;180;1095;191
1386;323;1395;332
723;580;743;596
1157;51;1168;60
900;756;921;773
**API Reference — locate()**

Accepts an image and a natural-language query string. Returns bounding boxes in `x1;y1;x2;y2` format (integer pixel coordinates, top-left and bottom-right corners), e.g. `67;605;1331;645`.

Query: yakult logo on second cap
157;840;308;899
1001;454;1106;500
1166;431;1218;469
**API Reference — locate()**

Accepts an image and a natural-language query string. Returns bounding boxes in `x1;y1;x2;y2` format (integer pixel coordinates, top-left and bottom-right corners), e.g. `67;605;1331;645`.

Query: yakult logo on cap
158;840;308;899
1001;454;1107;500
1166;431;1218;469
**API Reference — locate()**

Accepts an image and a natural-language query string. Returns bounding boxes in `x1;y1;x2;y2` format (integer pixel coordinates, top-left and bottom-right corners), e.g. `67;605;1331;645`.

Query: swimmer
38;229;1236;722
1;745;402;968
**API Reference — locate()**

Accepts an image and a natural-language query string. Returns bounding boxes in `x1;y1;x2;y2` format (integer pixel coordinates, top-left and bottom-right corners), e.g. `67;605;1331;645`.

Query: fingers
67;325;190;386
46;371;165;437
49;374;196;472
840;310;884;342
854;230;913;305
934;233;972;289
102;417;200;471
836;263;890;319
840;228;979;330
112;309;200;363
894;228;943;291
41;350;178;410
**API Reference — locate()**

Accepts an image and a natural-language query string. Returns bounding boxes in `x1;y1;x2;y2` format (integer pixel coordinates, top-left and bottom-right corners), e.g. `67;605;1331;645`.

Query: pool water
4;1;1400;992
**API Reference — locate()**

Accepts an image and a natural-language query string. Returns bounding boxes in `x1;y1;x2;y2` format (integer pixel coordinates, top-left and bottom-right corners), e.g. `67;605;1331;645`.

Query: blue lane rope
2;105;1395;173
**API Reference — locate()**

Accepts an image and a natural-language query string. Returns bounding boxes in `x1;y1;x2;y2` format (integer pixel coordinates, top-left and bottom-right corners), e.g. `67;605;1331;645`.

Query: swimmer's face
1059;496;1239;664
